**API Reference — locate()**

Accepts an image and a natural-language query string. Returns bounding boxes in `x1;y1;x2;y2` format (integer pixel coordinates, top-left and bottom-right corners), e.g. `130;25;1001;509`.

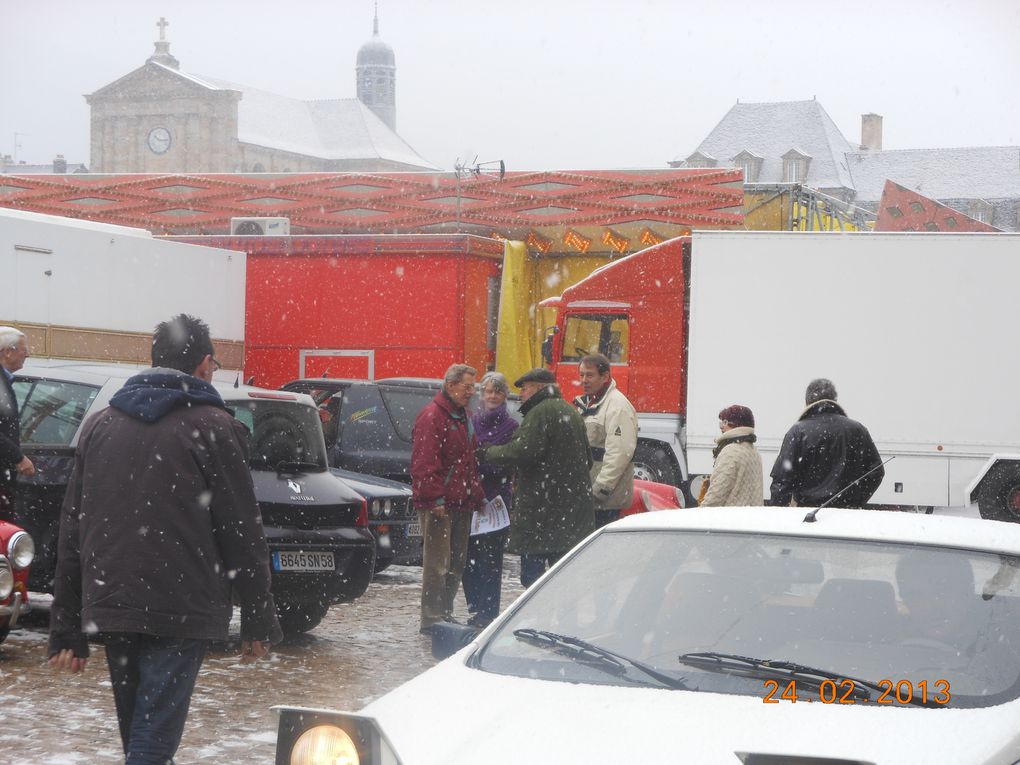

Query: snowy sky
2;0;1018;172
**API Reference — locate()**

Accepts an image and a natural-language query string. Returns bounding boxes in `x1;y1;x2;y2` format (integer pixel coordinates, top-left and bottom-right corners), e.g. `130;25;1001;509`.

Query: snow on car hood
361;648;1020;765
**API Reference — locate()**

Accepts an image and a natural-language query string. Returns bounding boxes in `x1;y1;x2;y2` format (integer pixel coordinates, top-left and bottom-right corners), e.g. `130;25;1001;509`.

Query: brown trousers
418;508;472;630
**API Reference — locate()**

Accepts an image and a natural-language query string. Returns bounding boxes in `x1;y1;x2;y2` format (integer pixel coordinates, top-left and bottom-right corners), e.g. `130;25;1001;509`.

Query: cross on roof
157;17;169;41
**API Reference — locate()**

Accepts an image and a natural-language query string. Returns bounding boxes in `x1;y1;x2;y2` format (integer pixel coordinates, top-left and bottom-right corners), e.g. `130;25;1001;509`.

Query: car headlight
8;530;34;570
275;706;403;765
382;499;392;517
0;557;13;600
369;500;382;518
290;725;359;765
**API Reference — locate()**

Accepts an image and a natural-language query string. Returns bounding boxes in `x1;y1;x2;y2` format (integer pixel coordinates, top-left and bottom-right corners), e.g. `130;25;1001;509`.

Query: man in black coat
48;314;281;764
0;326;35;518
769;378;884;508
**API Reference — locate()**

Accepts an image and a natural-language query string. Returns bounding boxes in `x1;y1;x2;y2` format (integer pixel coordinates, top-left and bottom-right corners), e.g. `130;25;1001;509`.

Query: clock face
147;127;172;154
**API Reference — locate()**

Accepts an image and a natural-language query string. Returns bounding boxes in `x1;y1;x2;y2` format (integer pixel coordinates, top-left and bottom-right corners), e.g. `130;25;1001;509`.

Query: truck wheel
632;443;680;486
276;597;331;635
977;464;1020;523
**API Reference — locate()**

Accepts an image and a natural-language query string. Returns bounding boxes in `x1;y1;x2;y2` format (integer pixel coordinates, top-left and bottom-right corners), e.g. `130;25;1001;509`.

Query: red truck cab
540;236;690;415
539;237;693;492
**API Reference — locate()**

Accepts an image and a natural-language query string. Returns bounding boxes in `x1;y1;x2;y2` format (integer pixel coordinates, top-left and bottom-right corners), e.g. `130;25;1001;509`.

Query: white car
274;507;1020;764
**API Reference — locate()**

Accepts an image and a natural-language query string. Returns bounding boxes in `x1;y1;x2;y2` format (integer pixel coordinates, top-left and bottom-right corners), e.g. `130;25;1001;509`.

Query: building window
732;150;762;183
969;200;993;224
781;150;811;184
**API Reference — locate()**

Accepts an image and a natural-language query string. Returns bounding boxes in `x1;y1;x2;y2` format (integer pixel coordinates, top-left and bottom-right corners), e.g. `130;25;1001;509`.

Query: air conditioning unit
230;217;291;236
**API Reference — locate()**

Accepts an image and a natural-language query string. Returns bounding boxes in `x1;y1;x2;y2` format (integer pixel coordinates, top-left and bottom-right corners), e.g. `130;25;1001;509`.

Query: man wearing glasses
411;363;485;634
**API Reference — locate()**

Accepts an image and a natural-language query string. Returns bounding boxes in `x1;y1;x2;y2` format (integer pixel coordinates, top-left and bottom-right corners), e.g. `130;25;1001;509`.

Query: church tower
356;5;396;131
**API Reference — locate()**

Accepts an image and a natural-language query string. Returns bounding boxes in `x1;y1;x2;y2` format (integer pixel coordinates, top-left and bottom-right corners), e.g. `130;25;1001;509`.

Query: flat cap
513;368;556;387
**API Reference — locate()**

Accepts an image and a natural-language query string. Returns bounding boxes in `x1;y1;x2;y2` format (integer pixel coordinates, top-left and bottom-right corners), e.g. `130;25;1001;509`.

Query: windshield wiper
514;628;690;690
275;460;325;474
677;651;940;707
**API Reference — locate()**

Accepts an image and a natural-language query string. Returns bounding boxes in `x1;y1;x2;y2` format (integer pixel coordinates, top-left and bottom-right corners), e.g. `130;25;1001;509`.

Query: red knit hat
719;404;755;428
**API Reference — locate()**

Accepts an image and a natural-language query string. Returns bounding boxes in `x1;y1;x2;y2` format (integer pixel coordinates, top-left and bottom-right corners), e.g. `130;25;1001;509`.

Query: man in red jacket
411;363;484;634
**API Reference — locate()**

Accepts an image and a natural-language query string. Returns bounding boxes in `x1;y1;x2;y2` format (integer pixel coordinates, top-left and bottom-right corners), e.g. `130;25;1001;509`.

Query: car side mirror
430;622;479;660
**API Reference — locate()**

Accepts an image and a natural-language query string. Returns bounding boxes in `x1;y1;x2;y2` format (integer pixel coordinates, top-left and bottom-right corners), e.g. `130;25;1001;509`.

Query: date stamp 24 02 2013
762;678;951;705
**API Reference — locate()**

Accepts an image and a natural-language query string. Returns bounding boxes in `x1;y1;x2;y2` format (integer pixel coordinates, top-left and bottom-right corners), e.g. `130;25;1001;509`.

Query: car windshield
229;399;328;471
476;530;1020;708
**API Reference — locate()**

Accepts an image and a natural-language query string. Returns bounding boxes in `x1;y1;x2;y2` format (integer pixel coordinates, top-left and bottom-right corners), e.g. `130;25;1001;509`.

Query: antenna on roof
233;374;240;388
454;157;506;181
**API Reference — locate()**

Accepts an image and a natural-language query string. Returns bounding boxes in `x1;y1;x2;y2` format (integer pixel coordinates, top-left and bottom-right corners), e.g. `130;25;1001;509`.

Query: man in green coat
481;368;595;587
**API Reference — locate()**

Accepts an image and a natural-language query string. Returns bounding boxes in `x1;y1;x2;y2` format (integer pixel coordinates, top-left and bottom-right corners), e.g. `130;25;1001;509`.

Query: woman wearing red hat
699;405;764;507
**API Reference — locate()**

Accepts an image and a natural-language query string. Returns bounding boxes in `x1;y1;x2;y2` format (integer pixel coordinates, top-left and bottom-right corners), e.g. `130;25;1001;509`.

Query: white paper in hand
470;494;510;536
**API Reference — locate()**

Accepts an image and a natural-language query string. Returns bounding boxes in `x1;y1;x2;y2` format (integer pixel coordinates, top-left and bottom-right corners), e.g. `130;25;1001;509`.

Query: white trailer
0;208;245;366
684;230;1020;518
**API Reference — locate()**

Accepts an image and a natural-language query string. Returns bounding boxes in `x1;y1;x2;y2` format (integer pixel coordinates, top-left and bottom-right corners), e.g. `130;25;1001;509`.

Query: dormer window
684;151;717;169
782;149;812;183
732;150;763;183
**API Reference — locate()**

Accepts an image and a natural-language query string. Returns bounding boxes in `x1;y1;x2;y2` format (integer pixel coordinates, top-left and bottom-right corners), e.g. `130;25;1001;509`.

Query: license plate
407;521;422;537
273;550;335;572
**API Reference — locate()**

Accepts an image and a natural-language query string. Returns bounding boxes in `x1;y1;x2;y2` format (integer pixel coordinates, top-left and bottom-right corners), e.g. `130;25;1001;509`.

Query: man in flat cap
480;368;594;587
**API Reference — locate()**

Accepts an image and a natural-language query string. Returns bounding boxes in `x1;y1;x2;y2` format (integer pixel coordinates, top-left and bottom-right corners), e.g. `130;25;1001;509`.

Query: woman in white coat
699;404;764;507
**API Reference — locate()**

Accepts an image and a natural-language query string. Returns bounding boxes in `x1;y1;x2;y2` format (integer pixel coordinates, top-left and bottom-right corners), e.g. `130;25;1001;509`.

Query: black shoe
467;614;493;628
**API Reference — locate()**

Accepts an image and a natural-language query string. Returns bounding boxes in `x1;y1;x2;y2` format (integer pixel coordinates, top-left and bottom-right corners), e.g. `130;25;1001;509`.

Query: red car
0;519;33;644
622;479;686;518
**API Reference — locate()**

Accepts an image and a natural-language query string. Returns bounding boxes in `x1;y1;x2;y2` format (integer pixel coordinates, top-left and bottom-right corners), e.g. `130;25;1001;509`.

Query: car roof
611;506;1020;557
18;360;317;408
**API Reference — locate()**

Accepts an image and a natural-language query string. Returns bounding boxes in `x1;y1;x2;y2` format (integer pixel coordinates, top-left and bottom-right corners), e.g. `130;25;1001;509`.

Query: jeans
103;634;207;765
520;552;564;588
462;529;507;622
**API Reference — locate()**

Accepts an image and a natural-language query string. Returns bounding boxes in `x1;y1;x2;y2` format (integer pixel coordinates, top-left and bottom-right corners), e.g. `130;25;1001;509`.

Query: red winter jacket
411;391;484;513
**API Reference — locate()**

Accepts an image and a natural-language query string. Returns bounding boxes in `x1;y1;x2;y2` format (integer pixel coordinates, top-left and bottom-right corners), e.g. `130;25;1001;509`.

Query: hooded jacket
484;385;595;555
769;399;884;508
49;368;281;658
700;426;764;507
574;379;638;510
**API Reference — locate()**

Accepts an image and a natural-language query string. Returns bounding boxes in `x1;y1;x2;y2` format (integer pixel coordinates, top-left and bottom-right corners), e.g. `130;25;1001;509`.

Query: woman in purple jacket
463;371;519;628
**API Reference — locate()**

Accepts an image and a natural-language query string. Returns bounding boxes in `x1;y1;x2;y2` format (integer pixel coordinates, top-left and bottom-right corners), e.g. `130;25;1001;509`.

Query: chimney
861;113;883;151
53;154;67;174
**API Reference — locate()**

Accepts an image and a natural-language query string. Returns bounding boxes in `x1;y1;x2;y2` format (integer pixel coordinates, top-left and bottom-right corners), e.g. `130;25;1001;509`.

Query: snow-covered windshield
229;400;328;471
477;530;1020;708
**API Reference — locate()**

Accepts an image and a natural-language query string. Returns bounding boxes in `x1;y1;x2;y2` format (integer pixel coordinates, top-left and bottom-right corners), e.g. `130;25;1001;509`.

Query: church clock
146;127;172;154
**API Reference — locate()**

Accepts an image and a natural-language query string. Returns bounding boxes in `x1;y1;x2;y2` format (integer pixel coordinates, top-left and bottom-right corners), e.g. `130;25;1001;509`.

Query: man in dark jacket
482;368;595;587
0;326;35;517
48;314;281;765
769;378;884;508
411;363;484;634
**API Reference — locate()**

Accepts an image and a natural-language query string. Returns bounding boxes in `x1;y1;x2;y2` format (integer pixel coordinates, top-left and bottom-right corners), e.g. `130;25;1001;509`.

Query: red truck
540;230;1020;518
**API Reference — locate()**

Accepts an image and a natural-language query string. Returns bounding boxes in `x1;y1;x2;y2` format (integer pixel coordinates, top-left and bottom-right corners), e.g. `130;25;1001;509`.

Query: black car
282;376;517;480
12;362;377;635
330;468;418;570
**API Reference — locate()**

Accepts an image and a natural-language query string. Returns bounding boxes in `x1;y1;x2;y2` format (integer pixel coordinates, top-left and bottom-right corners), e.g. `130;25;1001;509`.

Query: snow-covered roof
198;75;435;168
679;100;856;190
142;63;435;170
847;146;1020;203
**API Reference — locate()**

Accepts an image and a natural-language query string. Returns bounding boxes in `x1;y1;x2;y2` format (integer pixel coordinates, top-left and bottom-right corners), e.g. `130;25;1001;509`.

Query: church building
86;13;436;173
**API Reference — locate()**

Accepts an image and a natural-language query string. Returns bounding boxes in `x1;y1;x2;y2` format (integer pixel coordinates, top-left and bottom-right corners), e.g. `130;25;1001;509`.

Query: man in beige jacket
575;354;638;526
700;404;764;507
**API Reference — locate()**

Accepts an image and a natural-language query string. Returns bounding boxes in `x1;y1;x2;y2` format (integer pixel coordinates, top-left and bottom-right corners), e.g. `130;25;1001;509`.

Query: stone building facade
86;16;432;174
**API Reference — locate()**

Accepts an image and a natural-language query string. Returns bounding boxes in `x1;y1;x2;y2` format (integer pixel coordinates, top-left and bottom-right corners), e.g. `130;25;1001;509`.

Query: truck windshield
230;400;328;471
561;314;629;363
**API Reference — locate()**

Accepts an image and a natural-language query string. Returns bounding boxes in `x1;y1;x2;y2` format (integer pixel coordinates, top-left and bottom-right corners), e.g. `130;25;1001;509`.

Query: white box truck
0;207;245;366
540;230;1020;519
